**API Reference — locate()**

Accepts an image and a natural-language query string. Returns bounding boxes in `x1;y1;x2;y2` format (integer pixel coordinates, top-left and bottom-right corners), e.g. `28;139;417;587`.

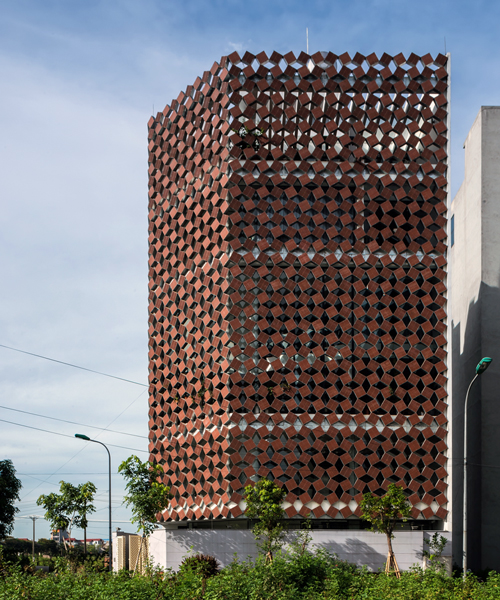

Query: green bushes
203;549;359;600
179;553;221;579
0;547;499;600
338;568;500;600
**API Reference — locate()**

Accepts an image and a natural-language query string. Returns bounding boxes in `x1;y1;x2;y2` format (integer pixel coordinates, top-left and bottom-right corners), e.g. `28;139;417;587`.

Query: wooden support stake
385;550;401;578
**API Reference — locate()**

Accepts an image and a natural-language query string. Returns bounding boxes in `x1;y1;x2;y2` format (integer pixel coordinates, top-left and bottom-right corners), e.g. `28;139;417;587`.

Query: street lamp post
75;434;112;572
463;356;492;579
27;515;40;560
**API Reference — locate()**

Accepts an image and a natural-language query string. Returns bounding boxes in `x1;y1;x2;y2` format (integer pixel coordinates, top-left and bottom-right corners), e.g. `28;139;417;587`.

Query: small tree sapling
244;477;287;563
118;455;172;573
359;483;412;576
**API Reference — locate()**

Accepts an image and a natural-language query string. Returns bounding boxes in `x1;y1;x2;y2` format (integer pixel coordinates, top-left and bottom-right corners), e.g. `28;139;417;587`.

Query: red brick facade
148;51;449;523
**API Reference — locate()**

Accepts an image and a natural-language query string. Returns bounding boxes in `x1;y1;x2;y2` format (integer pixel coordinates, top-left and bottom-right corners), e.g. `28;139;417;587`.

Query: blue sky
0;0;499;541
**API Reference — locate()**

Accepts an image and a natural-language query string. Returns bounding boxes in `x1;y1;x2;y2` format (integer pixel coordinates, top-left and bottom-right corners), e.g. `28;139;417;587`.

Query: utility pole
27;516;41;560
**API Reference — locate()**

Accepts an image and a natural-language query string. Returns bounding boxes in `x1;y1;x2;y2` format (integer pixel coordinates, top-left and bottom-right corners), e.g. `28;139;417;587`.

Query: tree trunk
385;534;401;578
83;503;87;555
67;518;74;552
62;536;69;555
62;522;73;555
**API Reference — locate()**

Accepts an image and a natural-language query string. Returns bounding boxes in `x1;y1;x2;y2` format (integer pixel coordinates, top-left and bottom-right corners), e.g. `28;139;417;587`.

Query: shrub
0;548;499;600
203;541;360;600
179;553;220;578
204;558;254;600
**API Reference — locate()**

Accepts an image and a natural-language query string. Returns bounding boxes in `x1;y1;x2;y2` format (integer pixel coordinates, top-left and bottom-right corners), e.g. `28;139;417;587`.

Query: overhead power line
17;516;133;524
19;472;113;475
0;404;148;439
0;418;148;454
17;473;123;488
20;389;148;500
0;343;148;387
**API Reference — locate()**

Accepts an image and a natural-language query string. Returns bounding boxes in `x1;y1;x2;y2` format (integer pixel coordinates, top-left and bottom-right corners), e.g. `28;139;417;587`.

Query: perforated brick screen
148;51;448;522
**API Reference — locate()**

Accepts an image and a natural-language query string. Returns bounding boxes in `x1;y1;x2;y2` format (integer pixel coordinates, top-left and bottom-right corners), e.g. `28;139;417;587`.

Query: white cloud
228;41;244;53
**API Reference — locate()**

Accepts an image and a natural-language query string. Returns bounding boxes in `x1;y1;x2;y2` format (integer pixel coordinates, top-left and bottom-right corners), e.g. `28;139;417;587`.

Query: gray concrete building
450;106;500;571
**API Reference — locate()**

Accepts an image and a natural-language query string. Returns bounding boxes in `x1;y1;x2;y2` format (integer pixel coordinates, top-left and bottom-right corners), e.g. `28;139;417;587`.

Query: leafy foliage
118;455;172;537
37;481;96;552
179;553;220;579
423;532;449;573
244;477;287;562
0;537;59;558
0;551;499;600
203;548;361;600
359;483;412;539
0;460;22;540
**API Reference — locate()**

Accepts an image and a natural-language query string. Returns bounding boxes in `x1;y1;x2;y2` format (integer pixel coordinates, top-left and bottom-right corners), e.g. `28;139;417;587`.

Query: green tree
37;481;96;554
36;538;59;556
118;455;172;572
359;483;412;576
0;460;22;540
244;477;287;563
2;537;31;555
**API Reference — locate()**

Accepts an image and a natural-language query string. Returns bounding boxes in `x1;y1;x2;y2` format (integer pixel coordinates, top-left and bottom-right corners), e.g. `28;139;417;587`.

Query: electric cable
0;343;147;387
0;404;148;439
17;516;133;524
0;418;148;453
19;472;114;475
16;473;122;488
14;388;148;501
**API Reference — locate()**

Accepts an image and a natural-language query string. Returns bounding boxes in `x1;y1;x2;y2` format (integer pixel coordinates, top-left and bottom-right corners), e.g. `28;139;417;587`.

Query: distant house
50;530;90;546
50;529;69;543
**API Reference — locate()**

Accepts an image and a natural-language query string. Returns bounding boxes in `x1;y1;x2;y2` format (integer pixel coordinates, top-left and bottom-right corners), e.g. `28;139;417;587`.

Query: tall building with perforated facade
147;51;449;530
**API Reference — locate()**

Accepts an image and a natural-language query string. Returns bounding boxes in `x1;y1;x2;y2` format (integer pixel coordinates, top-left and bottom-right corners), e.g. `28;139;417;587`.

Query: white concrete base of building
145;528;451;573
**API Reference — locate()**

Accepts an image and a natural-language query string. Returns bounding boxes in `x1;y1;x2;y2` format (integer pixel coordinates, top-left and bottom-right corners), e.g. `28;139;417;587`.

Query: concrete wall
147;528;451;573
450;106;500;571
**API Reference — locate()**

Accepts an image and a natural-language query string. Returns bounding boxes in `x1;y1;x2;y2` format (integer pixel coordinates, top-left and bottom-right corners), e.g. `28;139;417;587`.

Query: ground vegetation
0;542;499;599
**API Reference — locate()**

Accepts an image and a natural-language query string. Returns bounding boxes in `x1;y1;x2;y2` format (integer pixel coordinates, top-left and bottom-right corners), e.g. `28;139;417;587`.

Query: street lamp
27;515;41;560
463;356;492;579
75;434;112;571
